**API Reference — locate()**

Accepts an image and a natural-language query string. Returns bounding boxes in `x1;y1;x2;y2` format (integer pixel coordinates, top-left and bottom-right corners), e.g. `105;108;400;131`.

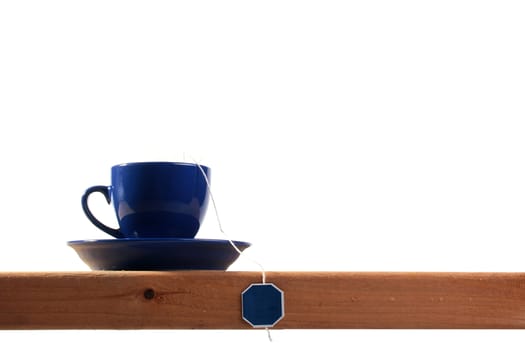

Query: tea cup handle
81;186;125;239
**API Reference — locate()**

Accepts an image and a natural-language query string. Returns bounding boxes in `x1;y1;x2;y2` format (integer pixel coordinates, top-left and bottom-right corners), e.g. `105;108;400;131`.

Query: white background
1;0;524;348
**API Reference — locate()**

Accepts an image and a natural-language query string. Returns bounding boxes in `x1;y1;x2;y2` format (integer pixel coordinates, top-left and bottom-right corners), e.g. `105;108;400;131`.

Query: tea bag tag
242;283;284;328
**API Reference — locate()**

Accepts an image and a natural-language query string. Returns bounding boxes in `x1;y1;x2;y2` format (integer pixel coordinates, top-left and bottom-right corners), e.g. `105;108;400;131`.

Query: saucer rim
67;238;251;247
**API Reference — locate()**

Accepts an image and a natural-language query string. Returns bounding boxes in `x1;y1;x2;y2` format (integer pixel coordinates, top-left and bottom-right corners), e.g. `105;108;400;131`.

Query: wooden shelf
1;271;524;329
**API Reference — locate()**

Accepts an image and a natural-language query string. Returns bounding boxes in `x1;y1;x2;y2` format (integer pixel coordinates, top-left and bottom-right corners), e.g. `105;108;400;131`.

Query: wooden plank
0;271;524;329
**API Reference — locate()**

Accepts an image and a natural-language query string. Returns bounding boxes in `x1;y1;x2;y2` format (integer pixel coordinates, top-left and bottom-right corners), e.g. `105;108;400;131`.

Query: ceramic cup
81;162;210;239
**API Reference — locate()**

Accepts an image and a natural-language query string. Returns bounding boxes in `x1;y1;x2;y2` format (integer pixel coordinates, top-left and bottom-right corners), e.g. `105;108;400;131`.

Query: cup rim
113;161;209;170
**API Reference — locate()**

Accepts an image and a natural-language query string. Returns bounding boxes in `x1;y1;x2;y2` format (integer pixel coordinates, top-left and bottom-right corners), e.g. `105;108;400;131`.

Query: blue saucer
68;238;251;271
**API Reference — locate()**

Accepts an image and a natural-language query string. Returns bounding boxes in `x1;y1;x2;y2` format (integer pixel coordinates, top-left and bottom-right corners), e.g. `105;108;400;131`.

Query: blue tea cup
81;162;210;239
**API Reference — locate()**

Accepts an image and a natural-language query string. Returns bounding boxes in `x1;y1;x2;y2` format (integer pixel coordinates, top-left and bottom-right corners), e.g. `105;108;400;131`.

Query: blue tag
241;283;284;328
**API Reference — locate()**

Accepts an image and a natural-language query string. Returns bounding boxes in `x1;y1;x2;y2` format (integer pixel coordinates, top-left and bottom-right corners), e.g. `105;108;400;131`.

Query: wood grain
0;271;524;329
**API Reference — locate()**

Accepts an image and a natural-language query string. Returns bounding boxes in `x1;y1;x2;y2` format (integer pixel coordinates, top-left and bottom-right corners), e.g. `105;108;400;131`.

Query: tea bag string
193;160;273;341
193;162;267;285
